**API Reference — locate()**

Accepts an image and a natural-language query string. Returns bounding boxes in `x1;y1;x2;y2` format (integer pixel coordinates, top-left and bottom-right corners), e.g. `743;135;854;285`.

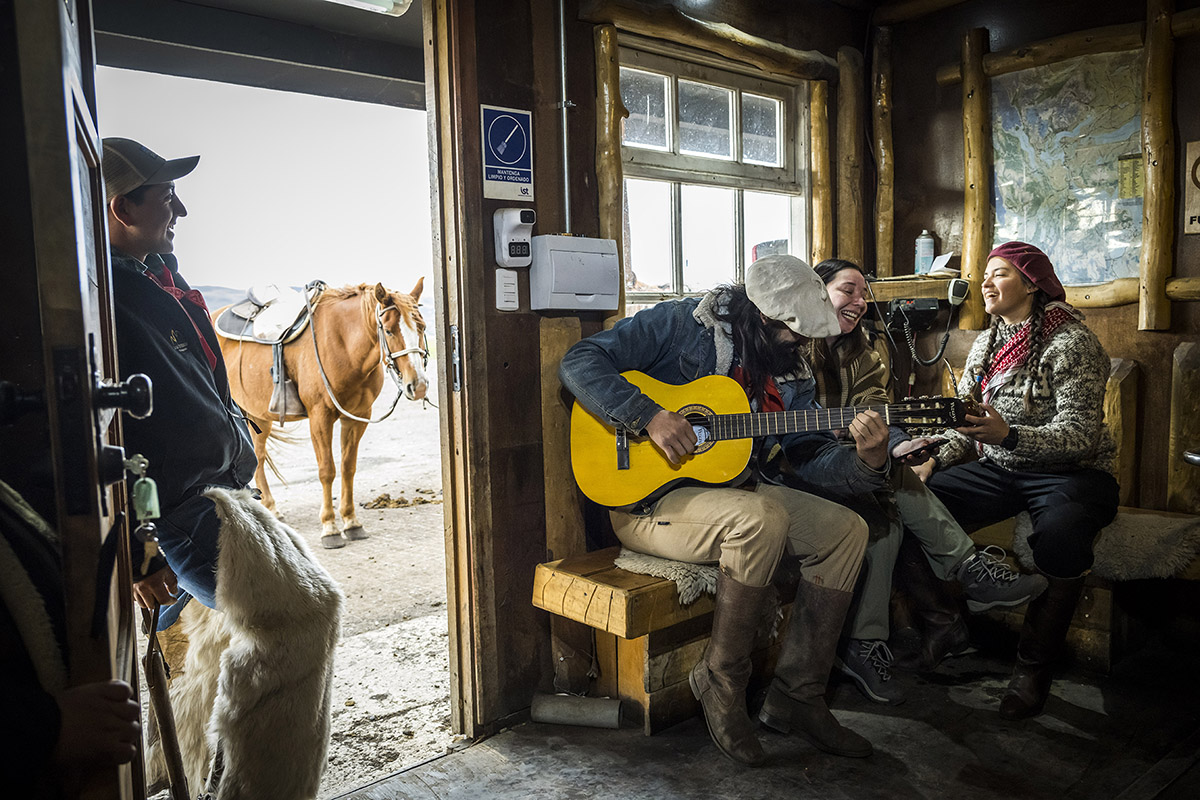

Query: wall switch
496;268;520;311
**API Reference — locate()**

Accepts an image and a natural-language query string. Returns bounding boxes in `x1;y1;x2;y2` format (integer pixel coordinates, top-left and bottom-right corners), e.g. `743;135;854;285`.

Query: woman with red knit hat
913;241;1119;719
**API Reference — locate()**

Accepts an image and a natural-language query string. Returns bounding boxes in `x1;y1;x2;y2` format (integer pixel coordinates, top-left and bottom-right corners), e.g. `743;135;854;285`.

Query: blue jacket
558;297;888;500
112;250;257;574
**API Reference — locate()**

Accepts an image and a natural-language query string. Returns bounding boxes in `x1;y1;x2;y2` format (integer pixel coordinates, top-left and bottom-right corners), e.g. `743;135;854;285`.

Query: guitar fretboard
709;406;893;441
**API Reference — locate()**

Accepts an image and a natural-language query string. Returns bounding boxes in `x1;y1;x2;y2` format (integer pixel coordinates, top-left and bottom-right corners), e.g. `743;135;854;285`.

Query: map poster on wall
991;51;1143;285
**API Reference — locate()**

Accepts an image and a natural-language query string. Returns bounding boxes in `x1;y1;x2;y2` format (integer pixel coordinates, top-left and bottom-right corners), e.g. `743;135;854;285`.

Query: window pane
742;93;780;166
620;67;669;151
679;80;732;159
681;184;736;291
744;191;792;265
625;178;673;292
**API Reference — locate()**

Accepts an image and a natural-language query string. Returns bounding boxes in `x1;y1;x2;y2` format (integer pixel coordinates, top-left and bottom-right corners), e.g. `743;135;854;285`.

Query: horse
216;280;429;549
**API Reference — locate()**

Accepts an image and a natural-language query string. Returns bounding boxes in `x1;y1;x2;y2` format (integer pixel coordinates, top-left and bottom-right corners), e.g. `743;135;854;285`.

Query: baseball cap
987;241;1066;302
102;137;199;202
745;254;842;338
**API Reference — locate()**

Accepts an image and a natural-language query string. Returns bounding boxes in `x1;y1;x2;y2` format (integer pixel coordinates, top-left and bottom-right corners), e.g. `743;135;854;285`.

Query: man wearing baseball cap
102;137;258;628
559;255;891;765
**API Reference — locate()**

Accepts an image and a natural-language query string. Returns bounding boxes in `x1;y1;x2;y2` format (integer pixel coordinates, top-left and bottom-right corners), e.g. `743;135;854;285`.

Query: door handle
95;373;153;419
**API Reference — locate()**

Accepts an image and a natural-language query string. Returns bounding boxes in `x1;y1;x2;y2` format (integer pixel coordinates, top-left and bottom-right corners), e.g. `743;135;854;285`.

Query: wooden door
2;1;139;797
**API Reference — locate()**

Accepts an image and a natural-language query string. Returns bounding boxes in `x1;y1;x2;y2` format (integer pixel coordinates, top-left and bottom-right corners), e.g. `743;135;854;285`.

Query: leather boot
1000;575;1085;720
890;535;972;671
758;579;873;758
689;569;773;766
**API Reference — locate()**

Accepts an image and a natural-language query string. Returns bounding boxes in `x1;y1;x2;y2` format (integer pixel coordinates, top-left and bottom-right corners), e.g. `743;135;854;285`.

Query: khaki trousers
610;484;868;590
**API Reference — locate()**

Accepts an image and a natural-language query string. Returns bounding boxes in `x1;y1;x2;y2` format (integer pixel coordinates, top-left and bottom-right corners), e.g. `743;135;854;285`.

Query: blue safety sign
481;104;534;201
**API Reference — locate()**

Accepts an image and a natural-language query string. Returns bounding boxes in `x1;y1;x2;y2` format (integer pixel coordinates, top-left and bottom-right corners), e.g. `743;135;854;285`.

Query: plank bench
532;546;789;734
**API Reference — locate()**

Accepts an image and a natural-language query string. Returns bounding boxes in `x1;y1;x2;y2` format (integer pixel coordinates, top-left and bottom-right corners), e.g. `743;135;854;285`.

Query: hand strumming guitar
646;408;698;465
849;409;890;470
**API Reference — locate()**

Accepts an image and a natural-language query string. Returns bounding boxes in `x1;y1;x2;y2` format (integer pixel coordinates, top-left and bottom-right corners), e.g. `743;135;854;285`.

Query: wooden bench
532;547;789;734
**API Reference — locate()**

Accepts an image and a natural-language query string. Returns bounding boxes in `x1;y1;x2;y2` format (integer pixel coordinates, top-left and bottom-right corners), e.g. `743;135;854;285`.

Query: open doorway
95;67;455;796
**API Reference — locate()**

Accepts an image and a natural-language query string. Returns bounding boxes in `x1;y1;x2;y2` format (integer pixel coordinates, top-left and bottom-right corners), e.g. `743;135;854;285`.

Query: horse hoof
321;534;347;550
342;526;369;541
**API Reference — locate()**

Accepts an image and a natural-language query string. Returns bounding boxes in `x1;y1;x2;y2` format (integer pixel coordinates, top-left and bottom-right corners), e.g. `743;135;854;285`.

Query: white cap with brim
745;254;842;339
102;137;199;202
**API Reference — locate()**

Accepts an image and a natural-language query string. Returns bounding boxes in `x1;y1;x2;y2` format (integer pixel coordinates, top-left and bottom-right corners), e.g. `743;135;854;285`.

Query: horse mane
316;283;418;338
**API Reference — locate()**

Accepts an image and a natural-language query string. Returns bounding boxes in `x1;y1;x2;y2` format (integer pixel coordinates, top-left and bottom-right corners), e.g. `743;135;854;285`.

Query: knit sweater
938;317;1115;475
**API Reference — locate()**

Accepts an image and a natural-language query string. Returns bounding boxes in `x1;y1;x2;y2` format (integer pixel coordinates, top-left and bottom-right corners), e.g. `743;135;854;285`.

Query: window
618;39;809;307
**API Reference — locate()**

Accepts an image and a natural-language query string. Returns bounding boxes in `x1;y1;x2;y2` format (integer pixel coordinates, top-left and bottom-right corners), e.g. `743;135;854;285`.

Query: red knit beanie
987;241;1065;302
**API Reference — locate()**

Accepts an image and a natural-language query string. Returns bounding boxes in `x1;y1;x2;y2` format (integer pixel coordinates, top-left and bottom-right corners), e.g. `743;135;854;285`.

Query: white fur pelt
204;487;343;800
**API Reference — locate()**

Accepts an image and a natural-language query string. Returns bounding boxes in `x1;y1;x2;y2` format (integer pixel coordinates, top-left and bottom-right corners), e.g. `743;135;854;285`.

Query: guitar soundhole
679;404;716;454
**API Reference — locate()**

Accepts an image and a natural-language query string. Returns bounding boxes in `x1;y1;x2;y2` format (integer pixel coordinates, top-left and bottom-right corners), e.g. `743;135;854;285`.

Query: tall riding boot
758;579;873;758
890;535;972;671
689;569;774;766
1000;575;1085;720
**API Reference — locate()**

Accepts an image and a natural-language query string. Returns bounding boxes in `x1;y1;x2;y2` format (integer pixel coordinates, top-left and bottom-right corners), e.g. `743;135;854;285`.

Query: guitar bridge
615;428;630;471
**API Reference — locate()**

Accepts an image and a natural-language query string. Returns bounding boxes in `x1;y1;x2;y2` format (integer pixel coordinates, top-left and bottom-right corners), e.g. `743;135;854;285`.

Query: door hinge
450;324;461;393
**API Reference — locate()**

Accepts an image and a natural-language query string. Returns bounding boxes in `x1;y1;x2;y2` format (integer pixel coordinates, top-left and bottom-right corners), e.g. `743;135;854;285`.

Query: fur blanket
150;488;342;799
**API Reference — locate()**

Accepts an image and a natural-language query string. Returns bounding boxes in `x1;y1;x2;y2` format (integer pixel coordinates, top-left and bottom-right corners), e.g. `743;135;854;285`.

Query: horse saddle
213;284;320;345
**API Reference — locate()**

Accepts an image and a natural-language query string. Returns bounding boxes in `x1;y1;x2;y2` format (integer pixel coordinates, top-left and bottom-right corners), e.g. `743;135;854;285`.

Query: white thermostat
494;208;535;268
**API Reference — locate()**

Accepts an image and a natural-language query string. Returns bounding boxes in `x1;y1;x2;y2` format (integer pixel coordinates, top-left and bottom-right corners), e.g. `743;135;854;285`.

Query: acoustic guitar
570;370;966;507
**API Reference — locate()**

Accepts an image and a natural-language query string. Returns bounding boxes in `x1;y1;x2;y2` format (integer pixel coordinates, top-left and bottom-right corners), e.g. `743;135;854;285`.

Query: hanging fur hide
148;488;342;799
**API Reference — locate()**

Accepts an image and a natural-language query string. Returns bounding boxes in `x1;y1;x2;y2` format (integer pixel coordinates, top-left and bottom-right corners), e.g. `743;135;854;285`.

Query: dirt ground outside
145;378;457;799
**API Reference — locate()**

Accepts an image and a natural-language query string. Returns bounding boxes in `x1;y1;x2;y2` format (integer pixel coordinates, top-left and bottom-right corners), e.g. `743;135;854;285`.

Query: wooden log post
873;28;895;277
1169;342;1200;514
1140;0;1175;331
1105;359;1140;507
810;80;834;265
960;28;991;330
595;24;627;324
836;47;865;266
1167;277;1200;300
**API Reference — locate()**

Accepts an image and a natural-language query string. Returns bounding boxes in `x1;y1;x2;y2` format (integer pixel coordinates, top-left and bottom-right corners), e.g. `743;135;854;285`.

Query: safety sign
481;104;534;201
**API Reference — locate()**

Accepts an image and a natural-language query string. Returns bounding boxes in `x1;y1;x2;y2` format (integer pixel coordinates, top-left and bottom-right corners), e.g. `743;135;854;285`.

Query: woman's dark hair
808;259;869;402
972;273;1050;413
714;284;803;407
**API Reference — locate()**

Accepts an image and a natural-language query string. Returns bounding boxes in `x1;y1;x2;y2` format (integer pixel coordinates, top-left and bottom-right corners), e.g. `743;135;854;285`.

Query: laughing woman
915;241;1119;719
780;259;1045;706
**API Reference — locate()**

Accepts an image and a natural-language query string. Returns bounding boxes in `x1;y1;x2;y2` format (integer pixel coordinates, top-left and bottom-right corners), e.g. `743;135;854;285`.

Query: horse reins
305;281;428;424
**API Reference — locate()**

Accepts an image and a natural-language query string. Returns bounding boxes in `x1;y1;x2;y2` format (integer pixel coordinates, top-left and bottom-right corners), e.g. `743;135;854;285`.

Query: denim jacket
559;296;888;500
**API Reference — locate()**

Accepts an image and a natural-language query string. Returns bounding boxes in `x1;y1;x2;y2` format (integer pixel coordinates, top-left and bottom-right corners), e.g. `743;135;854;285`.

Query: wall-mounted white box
530;234;620;311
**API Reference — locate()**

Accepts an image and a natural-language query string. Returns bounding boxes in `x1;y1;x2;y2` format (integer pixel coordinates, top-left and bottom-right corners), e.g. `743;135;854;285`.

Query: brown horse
216;280;429;548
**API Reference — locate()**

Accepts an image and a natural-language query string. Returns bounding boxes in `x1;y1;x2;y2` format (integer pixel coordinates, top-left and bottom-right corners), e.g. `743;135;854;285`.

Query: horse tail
261;425;303;485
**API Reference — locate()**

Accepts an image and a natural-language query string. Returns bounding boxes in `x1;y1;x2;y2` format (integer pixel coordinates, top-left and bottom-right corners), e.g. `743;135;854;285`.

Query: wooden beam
578;0;837;82
1174;6;1200;37
867;277;949;303
935;22;1143;86
873;27;895;277
1105;359;1139;507
1066;278;1140;307
1167;277;1200;300
874;0;968;26
959;28;990;330
836;46;865;266
810;80;834;265
1168;342;1200;514
1139;0;1174;331
595;24;627;323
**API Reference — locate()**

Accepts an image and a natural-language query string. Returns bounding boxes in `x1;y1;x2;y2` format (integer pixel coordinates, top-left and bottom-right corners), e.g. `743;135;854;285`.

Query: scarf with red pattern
980;301;1080;405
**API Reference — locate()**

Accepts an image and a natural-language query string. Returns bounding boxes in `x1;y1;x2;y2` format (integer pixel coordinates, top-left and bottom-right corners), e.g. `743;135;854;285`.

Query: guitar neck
708;406;892;441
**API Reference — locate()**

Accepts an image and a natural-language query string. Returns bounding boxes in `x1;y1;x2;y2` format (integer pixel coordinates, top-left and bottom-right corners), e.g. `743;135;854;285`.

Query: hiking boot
836;639;905;705
953;546;1048;613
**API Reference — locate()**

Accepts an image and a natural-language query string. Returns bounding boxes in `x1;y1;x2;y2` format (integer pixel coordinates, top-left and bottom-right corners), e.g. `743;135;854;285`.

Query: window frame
618;35;811;304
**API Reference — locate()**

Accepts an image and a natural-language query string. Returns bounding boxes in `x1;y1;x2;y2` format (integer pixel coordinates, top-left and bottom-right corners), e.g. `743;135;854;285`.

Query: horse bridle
375;301;428;384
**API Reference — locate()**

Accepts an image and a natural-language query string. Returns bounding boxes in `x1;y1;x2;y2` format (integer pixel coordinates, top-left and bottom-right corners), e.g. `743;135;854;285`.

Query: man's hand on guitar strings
646;408;698;465
849;410;890;470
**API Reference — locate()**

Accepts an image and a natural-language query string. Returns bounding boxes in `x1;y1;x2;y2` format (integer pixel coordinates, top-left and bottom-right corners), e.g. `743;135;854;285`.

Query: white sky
95;67;433;296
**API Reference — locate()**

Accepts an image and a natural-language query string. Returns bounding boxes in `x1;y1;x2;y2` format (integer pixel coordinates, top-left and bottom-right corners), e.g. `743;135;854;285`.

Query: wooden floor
335;634;1200;800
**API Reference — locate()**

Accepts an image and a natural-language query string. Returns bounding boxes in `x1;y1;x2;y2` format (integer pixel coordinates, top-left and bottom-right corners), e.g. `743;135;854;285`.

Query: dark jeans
926;460;1119;578
154;494;222;630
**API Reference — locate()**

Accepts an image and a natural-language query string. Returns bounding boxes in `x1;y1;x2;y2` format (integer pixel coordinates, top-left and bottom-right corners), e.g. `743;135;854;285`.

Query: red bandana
149;265;218;372
731;366;785;413
981;305;1076;395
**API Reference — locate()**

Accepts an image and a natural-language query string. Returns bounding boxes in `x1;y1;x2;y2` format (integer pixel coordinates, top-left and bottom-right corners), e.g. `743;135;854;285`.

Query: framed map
991;50;1143;285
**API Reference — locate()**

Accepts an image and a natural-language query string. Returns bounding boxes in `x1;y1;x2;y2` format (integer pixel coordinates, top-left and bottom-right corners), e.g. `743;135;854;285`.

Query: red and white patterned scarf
980;302;1079;405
